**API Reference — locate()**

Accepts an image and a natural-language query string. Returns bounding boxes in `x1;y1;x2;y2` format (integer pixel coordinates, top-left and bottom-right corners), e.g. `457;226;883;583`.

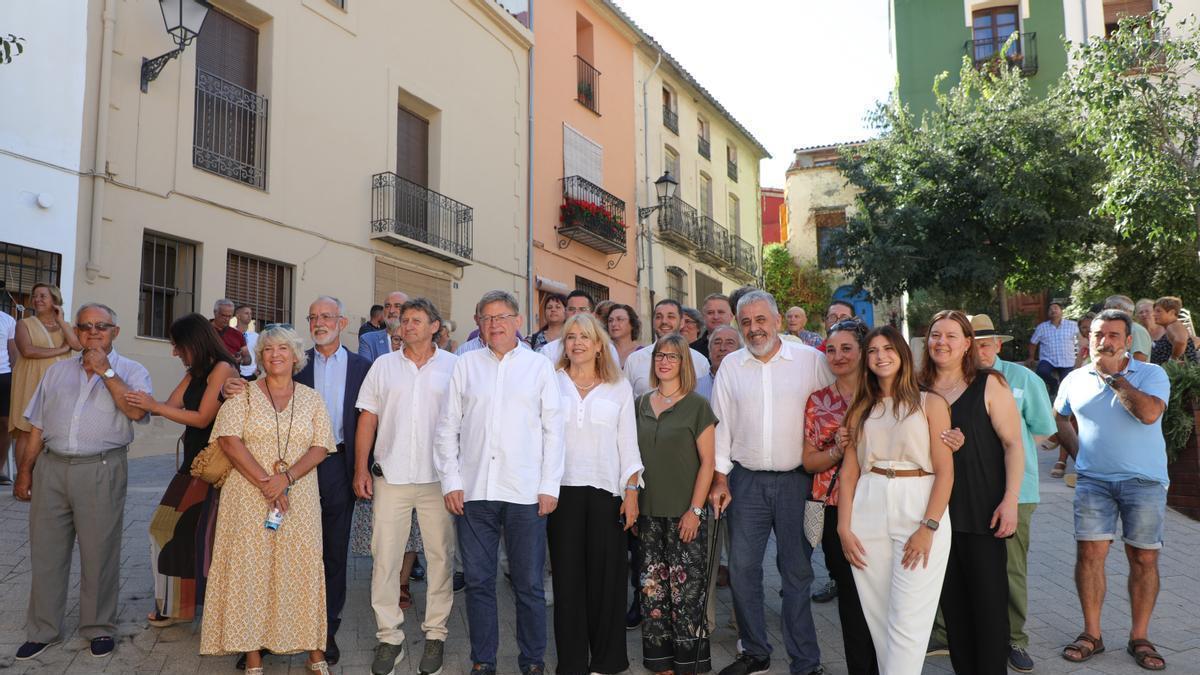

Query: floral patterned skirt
638;515;711;673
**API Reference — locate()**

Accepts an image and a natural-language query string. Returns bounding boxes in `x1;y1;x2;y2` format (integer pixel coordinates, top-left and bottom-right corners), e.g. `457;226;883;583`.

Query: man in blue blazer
296;296;372;665
358;291;408;362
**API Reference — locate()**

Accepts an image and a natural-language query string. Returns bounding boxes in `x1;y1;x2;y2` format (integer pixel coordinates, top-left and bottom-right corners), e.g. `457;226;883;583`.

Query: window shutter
396;106;430;187
197;9;258;90
374;259;452;320
563;125;603;186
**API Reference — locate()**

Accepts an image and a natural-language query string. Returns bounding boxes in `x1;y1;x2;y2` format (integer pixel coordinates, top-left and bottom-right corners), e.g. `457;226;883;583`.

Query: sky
614;0;897;188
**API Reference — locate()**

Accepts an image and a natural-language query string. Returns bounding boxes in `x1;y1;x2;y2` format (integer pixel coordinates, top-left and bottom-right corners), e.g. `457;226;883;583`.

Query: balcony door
972;6;1020;63
194;9;265;187
396;105;430;237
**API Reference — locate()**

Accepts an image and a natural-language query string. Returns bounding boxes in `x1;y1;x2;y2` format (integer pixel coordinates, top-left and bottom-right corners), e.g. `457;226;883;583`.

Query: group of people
3;281;1178;675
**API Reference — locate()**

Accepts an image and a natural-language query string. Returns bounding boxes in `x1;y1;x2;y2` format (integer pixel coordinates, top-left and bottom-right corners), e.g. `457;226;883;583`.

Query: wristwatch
691;506;705;519
101;368;116;380
1104;373;1124;388
921;518;940;531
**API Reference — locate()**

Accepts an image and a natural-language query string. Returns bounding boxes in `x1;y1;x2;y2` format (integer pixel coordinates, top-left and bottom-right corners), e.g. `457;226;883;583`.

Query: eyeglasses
479;313;517;324
830;319;864;333
653;352;682;363
306;313;343;323
78;322;115;332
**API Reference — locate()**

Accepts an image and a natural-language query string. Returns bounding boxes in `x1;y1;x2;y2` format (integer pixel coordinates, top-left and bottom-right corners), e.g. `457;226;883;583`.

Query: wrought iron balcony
657;196;701;251
559;175;627;254
727;159;738;182
193;68;269;189
576;55;600;114
370;172;473;265
966;31;1038;76
696;215;732;268
698;136;710;159
734;237;758;278
663;105;679;134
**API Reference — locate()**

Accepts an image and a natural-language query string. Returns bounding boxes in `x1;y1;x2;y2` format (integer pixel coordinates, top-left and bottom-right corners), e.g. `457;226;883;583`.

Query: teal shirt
994;358;1056;504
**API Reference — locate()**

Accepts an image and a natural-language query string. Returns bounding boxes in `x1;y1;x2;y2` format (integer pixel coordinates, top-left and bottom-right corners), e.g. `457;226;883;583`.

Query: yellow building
22;0;532;396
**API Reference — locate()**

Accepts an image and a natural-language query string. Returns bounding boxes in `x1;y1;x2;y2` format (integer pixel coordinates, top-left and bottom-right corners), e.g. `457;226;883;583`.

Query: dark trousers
941;531;1009;675
547;486;629;675
1035;360;1073;399
318;457;354;638
822;505;879;675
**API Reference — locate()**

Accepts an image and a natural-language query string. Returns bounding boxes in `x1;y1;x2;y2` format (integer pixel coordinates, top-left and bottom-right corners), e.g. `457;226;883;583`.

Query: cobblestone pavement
2;449;1199;674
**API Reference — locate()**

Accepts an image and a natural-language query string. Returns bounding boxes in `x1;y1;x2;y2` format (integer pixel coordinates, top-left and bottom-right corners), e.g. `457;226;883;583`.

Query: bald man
359;291;408;362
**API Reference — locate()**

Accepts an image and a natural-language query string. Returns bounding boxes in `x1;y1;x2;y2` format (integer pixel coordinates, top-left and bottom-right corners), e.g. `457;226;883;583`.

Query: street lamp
141;0;211;93
638;171;678;221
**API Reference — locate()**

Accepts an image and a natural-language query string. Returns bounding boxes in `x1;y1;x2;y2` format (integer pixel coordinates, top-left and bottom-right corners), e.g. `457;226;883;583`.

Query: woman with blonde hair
1135;299;1165;343
548;313;643;673
9;283;80;468
201;326;336;674
1150;296;1198;364
635;334;717;673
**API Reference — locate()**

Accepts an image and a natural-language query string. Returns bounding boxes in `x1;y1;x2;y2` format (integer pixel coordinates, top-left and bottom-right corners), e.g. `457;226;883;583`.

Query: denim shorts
1074;475;1167;550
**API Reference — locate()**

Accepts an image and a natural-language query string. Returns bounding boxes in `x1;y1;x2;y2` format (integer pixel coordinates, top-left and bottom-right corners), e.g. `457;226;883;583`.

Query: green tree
1060;4;1200;301
761;243;831;330
835;47;1105;315
0;34;24;64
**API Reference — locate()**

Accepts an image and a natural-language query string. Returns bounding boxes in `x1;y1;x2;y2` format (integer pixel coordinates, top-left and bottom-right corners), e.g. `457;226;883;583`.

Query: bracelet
285;469;296;486
624;483;640;492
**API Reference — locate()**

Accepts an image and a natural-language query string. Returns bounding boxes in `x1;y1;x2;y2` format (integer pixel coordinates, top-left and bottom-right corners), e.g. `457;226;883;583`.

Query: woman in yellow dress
200;326;335;674
9;283;80;464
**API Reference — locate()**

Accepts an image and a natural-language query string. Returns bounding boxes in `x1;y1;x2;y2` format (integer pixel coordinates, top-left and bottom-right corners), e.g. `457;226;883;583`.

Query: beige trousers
371;480;456;643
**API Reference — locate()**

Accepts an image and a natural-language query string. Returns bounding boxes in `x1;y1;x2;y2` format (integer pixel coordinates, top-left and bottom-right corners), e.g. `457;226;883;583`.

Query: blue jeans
727;465;820;673
1074;475;1167;550
458;500;547;669
1035;360;1073;398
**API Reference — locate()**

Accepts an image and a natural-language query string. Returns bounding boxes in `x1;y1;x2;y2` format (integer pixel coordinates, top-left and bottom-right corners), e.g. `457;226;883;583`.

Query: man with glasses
823;300;855;334
360;291;409;362
435;290;564;675
13;304;153;661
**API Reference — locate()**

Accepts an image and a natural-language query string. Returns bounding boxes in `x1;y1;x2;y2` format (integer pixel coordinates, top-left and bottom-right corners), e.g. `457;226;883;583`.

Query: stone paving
2;448;1200;674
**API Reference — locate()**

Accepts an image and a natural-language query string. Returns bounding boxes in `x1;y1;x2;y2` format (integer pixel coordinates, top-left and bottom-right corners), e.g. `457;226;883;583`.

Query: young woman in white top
548;313;643;674
836;325;955;675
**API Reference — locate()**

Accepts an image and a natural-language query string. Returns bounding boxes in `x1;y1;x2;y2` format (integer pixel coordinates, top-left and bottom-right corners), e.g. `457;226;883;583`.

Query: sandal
146;611;188;628
1051;461;1067;478
1062;633;1104;662
399;584;412;609
1127;638;1166;671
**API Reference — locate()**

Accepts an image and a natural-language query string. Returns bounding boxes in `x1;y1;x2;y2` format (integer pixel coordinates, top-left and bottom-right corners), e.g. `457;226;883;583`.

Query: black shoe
1008;644;1034;673
90;636;115;657
325;634;340;665
625;597;642;630
718;653;771;675
453;571;466;593
811;579;838;603
15;640;59;661
470;663;496;675
0;474;12;486
520;665;545;675
411;557;426;581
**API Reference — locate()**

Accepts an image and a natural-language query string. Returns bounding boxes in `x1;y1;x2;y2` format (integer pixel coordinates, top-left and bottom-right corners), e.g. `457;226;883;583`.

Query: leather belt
870;466;933;478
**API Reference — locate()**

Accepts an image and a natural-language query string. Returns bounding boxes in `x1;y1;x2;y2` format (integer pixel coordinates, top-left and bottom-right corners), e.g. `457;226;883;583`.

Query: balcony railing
663;105;679;134
727;160;738;182
576;55;600;114
193;68;269;189
370;172;473;265
696;215;732;268
698;136;710;159
734;237;758;278
559;175;627;254
966;31;1038;76
657;196;701;250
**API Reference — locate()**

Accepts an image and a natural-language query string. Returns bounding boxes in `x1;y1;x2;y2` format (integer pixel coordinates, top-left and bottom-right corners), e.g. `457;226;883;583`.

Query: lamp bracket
637;206;660;221
141;46;185;93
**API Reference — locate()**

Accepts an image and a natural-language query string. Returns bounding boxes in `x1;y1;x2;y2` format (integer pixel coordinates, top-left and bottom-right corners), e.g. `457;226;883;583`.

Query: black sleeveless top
948;373;1008;535
180;362;230;474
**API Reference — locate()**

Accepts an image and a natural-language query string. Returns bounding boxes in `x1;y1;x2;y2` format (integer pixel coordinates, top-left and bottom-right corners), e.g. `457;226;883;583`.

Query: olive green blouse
635;391;719;518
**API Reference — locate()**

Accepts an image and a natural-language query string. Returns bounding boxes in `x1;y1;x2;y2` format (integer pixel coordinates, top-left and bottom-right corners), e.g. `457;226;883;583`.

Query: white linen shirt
556;371;643;496
712;339;834;474
434;345;565;503
539;337;620;370
356;347;457;485
622;344;711;397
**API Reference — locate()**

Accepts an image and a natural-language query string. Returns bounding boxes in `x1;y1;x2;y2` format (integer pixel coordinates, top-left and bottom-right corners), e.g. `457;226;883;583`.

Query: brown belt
870;466;933;478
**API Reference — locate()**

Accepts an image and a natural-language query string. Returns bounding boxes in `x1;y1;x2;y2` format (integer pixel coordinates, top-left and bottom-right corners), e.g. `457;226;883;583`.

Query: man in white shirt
0;309;15;484
435;290;565;675
709;290;834;675
623;298;710;396
355;298;457;675
234;304;258;380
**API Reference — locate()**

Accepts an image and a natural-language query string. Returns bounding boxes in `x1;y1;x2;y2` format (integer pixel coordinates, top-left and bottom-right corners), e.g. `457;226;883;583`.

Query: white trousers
850;468;951;675
371;480;456;643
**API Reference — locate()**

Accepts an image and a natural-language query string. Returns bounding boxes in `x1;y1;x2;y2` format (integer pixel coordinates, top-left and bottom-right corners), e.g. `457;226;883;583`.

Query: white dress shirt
434;345;565;503
455;335;531;356
556;371;643;497
712;339;834;474
623;344;711;397
241;329;259;377
0;311;15;374
356;346;457;485
539;337;620;369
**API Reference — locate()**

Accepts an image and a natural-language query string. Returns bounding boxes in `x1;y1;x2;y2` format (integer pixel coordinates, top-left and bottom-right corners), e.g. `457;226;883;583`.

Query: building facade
1;0;532;396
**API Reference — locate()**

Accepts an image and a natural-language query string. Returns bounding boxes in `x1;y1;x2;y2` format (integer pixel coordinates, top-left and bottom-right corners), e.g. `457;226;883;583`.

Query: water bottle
264;506;285;530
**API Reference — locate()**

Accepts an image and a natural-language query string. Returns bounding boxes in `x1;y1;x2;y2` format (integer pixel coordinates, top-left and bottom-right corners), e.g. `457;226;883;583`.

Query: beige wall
783;162;860;266
77;0;531;401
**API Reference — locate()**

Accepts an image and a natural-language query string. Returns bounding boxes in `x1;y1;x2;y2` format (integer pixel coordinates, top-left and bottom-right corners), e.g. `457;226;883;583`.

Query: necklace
834;380;855;403
573;378;599;391
264;381;295;474
656;385;683;403
935;377;966;398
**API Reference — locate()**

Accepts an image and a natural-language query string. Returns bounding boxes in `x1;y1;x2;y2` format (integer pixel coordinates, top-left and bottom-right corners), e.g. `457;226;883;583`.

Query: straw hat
969;314;1013;343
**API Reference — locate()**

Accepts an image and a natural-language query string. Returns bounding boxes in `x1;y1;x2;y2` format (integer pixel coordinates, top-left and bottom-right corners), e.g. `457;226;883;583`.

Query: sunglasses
78;322;116;332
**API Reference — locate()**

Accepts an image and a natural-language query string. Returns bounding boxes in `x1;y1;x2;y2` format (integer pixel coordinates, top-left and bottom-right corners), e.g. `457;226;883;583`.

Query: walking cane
687;507;722;675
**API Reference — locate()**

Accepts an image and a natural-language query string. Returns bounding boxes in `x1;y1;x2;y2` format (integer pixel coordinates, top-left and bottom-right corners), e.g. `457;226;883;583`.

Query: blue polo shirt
994;358;1056;503
1054;359;1171;486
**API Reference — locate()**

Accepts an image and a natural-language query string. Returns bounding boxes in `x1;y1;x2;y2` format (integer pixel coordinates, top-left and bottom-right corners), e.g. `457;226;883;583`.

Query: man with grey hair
212;298;251;367
709;290;834;675
13;303;153;661
696;325;741;401
435;290;564;675
360;291;409;362
1105;295;1152;362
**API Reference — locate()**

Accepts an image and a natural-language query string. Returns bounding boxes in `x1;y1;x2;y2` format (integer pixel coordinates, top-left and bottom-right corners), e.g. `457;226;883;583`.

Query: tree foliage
762;243;831;330
0;34;24;64
834;45;1105;302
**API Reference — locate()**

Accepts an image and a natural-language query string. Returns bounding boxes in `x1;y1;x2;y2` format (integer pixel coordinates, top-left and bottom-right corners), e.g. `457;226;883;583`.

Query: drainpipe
526;38;535;334
640;50;662;314
86;0;116;283
1079;0;1090;44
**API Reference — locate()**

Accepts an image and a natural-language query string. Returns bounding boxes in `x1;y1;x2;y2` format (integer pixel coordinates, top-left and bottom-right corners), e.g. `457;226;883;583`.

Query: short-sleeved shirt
0;311;15;374
994;358;1056;504
1055;359;1171;486
805;384;849;506
215;324;246;358
241;330;259;377
635;391;717;518
1031;320;1078;368
1131;322;1153;359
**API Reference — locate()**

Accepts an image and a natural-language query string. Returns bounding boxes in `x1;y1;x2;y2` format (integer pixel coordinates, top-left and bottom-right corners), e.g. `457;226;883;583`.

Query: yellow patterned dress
200;383;336;656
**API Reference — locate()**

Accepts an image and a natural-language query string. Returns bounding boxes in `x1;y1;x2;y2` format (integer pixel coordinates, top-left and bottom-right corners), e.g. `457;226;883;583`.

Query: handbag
190;390;250;489
803;469;840;548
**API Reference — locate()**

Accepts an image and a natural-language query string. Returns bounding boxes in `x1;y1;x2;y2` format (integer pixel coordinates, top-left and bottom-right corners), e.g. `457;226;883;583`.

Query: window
664;146;680;183
697;117;711;159
971;6;1020;64
576;15;598;113
327;0;346;8
699;173;713;218
666;267;687;304
726;144;738;182
662;86;678;134
226;251;293;327
815;209;847;269
1104;0;1153;36
727;194;741;237
695;271;722;302
138;233;197;339
0;242;62;317
564;125;603;186
574;275;610;303
194;9;268;189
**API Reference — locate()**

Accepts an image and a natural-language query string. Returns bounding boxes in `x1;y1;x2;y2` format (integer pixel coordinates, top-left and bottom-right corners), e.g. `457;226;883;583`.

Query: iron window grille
194;68;269;189
138;233;197;339
574;275;610;303
0;242;62;318
576;55;600;114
